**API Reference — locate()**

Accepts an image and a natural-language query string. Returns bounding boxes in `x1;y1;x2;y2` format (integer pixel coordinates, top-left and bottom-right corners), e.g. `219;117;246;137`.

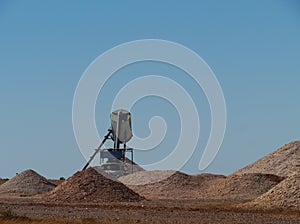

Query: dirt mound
125;172;282;201
91;158;144;180
191;173;226;184
233;141;300;177
245;174;300;209
123;158;145;174
206;173;284;200
0;180;7;186
0;169;56;196
118;170;176;185
120;171;225;199
45;168;144;203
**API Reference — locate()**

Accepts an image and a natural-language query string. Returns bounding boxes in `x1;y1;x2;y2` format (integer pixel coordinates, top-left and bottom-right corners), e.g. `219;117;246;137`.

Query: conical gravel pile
45;168;144;203
0;169;56;195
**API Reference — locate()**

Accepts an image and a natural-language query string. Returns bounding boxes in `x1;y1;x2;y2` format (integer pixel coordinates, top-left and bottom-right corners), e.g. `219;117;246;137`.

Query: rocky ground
0;197;299;224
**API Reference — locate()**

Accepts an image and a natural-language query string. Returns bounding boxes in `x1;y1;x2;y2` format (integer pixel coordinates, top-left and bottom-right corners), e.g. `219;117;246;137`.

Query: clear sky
0;0;299;178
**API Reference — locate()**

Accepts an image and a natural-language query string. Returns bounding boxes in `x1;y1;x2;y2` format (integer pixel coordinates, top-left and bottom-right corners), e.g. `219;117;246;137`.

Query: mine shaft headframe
82;109;133;171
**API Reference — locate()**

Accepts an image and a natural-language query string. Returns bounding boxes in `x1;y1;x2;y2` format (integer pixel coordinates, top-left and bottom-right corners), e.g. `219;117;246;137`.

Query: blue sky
0;1;299;178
